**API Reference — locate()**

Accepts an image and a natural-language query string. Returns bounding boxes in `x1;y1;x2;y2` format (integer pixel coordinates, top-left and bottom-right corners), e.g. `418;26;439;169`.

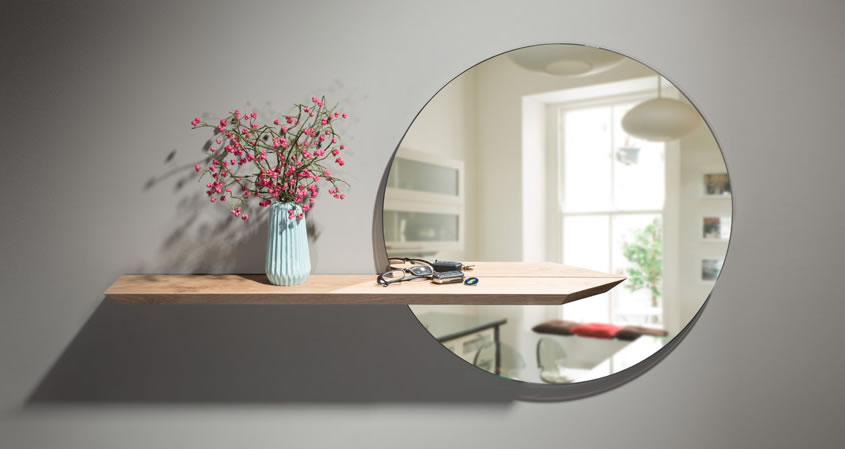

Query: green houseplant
622;218;663;307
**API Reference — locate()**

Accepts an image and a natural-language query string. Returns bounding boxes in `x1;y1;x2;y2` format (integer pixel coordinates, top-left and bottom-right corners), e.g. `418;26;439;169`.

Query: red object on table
571;323;622;339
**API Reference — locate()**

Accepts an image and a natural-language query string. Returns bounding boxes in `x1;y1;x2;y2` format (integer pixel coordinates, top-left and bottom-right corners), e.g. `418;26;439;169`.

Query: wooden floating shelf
105;262;625;305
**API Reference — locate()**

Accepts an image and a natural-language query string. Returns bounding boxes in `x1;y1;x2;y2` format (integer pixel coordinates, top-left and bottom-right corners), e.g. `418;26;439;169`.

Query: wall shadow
27;300;517;404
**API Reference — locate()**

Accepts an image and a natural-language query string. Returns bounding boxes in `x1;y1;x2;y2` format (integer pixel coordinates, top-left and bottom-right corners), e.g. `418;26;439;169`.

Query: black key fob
433;260;462;272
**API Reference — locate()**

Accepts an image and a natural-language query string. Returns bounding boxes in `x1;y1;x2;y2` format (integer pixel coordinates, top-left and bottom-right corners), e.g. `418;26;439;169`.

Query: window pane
562;215;610;323
612;104;665;211
562;107;612;212
563;215;609;272
611;214;663;325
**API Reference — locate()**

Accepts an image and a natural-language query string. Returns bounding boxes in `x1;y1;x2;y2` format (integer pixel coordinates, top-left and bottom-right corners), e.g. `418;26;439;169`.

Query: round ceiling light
508;45;625;76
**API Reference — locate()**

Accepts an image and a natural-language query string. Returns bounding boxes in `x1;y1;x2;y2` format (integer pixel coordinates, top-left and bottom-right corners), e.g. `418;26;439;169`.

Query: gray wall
2;0;844;447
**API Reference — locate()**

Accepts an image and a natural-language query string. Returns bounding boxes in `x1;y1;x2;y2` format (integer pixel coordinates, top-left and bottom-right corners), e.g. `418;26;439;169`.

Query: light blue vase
265;202;311;286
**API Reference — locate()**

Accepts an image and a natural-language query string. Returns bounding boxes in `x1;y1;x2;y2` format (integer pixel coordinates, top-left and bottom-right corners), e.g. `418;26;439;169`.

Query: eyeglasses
387;257;432;268
377;258;434;287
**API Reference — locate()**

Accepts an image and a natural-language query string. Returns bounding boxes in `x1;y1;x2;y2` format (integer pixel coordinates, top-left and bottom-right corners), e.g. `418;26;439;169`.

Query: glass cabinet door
387;157;460;197
383;210;459;243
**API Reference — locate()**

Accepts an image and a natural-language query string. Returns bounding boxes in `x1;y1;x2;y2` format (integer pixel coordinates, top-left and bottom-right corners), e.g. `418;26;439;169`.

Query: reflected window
560;101;665;326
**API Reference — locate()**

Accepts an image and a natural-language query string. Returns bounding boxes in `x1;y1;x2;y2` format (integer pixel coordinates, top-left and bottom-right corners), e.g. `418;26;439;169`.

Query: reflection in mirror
383;44;730;384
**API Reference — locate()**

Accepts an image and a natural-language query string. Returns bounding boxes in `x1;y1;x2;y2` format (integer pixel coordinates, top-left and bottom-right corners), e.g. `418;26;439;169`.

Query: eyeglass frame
387;257;433;268
377;258;435;287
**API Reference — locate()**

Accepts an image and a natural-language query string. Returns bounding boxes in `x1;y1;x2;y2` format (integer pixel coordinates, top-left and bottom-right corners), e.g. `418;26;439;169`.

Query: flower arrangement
190;96;350;222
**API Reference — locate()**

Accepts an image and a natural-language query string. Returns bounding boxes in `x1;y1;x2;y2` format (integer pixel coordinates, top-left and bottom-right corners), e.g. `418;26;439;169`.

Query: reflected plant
622;218;662;307
189;96;350;222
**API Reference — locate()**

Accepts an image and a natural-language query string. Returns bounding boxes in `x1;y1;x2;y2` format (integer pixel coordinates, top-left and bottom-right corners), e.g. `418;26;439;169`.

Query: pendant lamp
621;76;700;141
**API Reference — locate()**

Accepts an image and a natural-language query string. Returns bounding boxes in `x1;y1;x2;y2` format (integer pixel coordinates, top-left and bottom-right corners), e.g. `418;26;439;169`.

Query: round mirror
379;44;730;386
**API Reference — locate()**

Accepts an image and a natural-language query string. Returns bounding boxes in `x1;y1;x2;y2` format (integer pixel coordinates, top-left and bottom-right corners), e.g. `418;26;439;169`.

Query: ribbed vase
265;202;311;286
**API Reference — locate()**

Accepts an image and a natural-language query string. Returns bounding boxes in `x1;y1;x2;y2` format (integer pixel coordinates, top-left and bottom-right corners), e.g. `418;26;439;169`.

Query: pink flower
340;194;345;199
342;113;347;119
242;214;249;221
339;145;345;150
192;99;350;222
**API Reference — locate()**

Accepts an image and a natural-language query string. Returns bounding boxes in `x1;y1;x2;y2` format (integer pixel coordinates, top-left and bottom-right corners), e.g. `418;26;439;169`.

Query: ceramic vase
265;202;311;286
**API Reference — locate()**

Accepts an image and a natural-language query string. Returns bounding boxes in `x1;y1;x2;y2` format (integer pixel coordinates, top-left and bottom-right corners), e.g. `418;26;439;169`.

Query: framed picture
703;216;731;241
701;259;723;282
703;173;731;197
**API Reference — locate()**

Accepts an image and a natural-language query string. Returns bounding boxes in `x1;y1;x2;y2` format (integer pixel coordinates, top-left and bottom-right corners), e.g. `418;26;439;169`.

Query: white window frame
537;79;681;327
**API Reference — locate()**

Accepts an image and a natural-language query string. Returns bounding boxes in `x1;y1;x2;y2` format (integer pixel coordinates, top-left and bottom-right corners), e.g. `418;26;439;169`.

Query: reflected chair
472;341;526;379
536;337;574;384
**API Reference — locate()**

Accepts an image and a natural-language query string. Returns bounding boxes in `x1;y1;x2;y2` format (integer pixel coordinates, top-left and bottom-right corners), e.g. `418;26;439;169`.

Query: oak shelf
105;262;625;305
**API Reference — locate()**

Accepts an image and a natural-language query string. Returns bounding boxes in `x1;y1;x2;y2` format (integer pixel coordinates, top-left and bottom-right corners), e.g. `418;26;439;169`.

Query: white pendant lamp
621;76;700;141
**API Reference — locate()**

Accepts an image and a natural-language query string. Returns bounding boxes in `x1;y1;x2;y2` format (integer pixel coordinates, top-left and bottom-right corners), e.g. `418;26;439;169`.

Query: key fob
431;270;465;284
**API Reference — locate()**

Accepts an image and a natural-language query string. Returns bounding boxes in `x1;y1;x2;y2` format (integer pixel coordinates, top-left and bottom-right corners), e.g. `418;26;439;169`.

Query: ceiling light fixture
508;45;625;77
621;76;701;141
